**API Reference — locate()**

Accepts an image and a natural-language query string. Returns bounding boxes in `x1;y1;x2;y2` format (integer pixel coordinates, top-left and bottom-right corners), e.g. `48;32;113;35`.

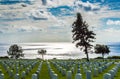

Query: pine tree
72;13;95;61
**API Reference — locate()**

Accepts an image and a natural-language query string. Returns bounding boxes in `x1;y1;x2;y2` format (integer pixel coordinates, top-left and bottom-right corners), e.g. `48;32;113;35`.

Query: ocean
0;42;120;59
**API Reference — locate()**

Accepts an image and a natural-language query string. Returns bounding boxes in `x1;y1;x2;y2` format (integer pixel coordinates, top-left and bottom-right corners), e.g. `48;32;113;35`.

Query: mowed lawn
0;59;120;79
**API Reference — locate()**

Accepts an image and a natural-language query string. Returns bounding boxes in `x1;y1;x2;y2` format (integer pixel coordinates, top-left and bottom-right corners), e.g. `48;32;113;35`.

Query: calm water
0;42;120;59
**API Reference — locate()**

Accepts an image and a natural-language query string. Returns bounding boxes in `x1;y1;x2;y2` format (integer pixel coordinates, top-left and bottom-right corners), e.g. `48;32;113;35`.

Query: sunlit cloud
74;0;101;11
96;28;120;43
106;20;120;25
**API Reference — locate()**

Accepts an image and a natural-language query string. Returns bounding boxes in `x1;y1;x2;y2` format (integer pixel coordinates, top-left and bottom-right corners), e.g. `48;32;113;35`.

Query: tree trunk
42;54;44;60
86;52;89;62
102;53;104;61
85;47;89;62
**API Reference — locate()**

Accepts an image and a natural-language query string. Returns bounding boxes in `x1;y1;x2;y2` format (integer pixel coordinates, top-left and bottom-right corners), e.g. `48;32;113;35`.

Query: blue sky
0;0;120;43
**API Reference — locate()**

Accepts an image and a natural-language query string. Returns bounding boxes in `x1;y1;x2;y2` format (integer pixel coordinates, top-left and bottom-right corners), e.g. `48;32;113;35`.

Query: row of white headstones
0;60;120;79
47;60;120;79
0;60;42;79
104;62;120;79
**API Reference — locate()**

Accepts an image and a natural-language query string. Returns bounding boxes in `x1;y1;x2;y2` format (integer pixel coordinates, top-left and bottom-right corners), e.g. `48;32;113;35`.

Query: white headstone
67;71;72;79
32;74;38;79
86;70;91;79
75;73;82;79
0;74;4;79
104;73;111;79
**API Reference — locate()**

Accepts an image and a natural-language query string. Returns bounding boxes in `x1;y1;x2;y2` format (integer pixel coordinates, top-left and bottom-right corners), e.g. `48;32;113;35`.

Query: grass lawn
39;61;50;79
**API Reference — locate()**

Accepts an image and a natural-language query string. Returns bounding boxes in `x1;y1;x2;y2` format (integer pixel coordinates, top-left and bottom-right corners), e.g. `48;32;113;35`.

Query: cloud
0;0;120;43
106;20;120;25
13;25;43;32
96;28;120;43
74;1;101;11
0;31;3;33
27;8;57;21
42;0;75;7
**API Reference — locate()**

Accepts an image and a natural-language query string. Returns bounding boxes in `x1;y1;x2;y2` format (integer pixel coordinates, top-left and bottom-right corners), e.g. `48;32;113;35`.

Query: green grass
72;64;78;79
39;61;50;79
0;64;9;79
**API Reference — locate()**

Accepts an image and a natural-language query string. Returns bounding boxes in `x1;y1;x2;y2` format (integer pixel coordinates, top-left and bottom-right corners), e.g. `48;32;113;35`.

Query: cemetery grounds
0;59;120;79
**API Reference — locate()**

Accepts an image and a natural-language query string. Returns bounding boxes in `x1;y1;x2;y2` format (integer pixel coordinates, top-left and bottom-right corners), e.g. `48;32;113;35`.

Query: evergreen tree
72;13;95;61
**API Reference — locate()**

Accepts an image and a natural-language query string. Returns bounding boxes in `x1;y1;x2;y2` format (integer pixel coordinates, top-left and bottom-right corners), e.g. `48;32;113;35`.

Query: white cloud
0;0;120;43
0;0;108;30
27;8;57;21
44;0;75;7
106;20;120;25
96;28;120;43
13;25;42;32
74;0;101;11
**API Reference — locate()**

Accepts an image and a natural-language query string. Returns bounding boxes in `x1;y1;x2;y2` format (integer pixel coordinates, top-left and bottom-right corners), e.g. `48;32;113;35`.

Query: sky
0;0;120;43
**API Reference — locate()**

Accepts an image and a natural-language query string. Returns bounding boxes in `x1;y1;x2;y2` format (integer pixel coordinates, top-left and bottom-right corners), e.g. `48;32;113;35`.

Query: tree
38;49;47;60
7;44;24;59
94;44;110;60
72;13;96;61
